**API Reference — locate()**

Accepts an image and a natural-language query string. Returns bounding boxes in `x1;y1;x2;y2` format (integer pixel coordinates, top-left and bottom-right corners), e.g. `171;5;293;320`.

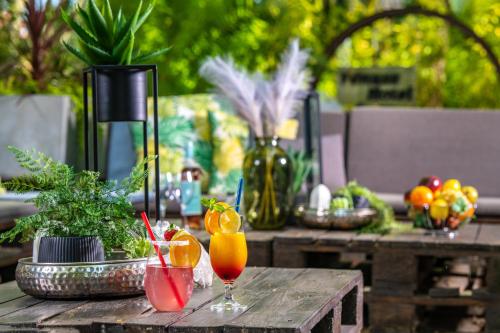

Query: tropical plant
61;0;169;65
0;146;155;254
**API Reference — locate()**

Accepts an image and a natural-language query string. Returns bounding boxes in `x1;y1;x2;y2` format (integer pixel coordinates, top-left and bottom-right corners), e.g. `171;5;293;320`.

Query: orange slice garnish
169;230;201;268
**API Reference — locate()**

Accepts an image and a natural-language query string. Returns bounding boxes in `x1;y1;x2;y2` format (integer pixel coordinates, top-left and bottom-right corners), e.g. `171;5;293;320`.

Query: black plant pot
95;67;148;122
37;236;105;263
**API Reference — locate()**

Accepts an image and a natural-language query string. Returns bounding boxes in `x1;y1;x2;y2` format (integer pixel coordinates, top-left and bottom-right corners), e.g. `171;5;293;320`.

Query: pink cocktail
144;264;194;312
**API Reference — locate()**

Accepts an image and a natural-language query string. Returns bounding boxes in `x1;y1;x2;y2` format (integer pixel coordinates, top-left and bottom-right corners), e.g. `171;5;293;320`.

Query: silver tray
16;256;147;299
295;205;377;230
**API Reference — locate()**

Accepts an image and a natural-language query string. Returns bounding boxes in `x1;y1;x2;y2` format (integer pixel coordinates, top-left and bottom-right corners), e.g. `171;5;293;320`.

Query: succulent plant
61;0;169;65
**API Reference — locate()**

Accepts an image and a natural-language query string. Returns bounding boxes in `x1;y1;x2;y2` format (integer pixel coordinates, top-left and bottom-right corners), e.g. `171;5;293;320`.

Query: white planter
0;95;74;178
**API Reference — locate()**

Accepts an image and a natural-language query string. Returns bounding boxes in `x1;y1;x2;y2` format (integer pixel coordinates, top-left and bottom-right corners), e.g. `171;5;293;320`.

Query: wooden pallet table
0;267;363;333
270;223;500;333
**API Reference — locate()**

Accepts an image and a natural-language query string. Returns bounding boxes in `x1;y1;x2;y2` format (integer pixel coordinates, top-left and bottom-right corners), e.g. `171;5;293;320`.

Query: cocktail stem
224;283;234;302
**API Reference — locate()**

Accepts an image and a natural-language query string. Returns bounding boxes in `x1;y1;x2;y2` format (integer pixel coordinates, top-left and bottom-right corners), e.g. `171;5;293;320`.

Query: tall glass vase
243;137;293;230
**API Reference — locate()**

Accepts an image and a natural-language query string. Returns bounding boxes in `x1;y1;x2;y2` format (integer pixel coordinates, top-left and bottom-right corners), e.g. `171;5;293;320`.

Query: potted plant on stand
0;146;153;263
61;0;169;122
200;40;310;229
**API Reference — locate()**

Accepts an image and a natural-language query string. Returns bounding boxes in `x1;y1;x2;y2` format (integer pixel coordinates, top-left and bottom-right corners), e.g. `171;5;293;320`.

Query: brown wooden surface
0;267;363;333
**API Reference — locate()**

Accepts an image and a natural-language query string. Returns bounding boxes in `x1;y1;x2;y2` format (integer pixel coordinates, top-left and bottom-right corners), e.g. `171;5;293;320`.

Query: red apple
404;189;412;205
419;176;442;193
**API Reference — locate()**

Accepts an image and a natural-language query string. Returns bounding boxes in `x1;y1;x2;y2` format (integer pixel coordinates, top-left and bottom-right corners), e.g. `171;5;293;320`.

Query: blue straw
234;178;244;213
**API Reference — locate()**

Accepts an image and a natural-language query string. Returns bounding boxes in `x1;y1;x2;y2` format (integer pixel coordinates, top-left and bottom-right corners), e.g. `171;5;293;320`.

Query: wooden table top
0;267;362;332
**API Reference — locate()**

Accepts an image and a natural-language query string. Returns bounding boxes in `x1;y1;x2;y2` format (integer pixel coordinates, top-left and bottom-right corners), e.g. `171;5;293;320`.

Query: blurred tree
0;0;498;108
0;0;76;93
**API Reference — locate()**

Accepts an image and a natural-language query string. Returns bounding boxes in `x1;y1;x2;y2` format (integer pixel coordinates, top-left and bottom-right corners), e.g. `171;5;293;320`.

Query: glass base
210;299;247;312
210;283;247;312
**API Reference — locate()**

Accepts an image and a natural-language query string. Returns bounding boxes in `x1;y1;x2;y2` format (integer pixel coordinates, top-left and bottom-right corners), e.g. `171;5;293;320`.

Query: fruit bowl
405;176;478;235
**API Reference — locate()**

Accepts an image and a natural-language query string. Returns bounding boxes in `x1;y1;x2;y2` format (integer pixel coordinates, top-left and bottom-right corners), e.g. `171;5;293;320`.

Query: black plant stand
303;90;323;192
82;64;160;221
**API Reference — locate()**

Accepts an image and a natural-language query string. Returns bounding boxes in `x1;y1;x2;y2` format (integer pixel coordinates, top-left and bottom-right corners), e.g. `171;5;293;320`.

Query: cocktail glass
144;240;194;312
209;215;248;311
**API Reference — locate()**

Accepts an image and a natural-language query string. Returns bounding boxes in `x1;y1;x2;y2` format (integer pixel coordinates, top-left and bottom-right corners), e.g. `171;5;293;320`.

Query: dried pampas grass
199;39;309;137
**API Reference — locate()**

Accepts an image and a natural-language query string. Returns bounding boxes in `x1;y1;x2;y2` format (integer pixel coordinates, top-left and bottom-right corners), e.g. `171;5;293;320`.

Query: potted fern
61;0;169;122
0;146;153;263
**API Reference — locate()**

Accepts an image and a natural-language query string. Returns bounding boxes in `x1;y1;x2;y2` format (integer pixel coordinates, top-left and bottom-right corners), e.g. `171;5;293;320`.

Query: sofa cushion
348;107;500;199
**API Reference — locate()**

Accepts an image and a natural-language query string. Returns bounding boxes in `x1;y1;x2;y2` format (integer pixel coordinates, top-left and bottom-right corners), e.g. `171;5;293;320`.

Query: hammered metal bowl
16;256;147;299
295;205;377;230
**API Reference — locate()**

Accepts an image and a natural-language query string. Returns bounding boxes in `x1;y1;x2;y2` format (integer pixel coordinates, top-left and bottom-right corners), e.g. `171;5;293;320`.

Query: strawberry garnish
164;224;179;241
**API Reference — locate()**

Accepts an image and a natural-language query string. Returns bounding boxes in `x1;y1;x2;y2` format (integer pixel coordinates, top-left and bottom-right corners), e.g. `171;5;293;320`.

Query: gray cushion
0;96;74;178
348;107;500;198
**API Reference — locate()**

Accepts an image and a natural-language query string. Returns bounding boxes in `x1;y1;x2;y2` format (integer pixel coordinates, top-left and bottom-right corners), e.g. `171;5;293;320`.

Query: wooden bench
0;267;363;333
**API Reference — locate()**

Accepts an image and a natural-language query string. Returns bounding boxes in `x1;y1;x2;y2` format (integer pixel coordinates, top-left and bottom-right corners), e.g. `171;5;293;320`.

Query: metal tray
16;256;147;299
295;205;377;230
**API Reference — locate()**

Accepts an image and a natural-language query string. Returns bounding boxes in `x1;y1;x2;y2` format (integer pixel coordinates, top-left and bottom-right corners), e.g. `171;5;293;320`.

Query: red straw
141;212;184;309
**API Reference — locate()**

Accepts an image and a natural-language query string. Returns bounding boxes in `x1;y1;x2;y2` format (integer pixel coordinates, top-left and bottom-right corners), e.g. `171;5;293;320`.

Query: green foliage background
0;0;498;108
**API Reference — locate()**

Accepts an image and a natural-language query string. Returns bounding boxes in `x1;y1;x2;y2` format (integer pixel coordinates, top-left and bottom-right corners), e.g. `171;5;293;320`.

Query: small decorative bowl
294;205;376;230
16;256;147;299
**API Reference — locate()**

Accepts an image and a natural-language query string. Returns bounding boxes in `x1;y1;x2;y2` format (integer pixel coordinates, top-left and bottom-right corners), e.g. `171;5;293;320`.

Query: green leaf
103;0;114;32
132;47;171;64
201;197;217;209
87;0;111;45
134;1;154;33
61;9;98;46
63;41;93;65
79;42;111;64
112;29;132;60
120;33;134;65
77;4;95;34
115;0;142;47
113;8;123;36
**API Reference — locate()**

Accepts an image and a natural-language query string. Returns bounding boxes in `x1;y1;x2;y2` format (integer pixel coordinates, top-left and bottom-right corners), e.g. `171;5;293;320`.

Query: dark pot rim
89;64;150;74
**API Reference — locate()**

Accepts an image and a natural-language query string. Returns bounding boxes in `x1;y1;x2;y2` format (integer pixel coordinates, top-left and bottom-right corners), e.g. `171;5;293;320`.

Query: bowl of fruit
405;176;478;235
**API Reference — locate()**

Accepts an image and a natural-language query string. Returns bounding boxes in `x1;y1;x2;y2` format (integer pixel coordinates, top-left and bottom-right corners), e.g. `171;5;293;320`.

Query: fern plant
0;146;155;254
61;0;169;65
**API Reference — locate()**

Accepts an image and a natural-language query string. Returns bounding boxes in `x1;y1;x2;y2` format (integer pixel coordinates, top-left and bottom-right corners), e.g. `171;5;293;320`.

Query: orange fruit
204;202;230;235
219;208;241;234
410;186;434;208
169;230;201;268
443;179;461;192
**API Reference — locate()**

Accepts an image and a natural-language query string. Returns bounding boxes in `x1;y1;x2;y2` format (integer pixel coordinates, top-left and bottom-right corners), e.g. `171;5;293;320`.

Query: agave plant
61;0;169;65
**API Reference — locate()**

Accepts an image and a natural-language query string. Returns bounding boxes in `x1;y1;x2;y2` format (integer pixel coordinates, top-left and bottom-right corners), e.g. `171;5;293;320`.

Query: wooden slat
0;300;87;327
169;268;306;332
39;297;151;329
476;224;500;251
225;269;361;333
316;231;357;247
0;296;44;317
0;281;25;304
273;228;326;267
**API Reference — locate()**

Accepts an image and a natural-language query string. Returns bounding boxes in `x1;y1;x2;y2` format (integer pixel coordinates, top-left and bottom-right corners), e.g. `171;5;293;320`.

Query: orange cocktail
203;197;248;311
210;231;247;283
